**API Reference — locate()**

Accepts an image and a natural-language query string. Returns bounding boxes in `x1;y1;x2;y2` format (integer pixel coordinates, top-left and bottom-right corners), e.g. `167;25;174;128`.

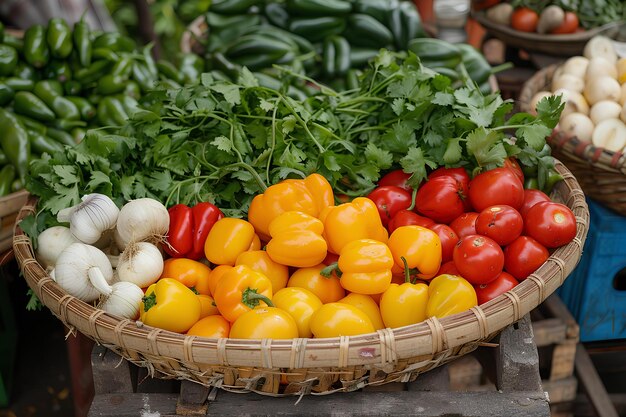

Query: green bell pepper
0;109;30;182
13;91;56;122
47;18;73;58
23;25;50;68
0;45;18;76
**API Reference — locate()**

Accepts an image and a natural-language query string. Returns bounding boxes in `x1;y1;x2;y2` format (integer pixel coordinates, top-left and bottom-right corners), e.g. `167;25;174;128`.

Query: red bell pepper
165;202;224;260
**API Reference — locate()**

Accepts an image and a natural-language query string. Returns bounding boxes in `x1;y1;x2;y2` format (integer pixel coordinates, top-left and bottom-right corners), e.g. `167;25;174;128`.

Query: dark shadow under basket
519;65;626;216
13;162;588;396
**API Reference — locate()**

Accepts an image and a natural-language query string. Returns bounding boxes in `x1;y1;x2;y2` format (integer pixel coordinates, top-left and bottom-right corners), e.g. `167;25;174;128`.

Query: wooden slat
91;345;134;395
550;342;577;381
542;376;578;403
176;380;210;416
575;343;619;417
541;295;579;340
532;318;568;347
88;390;550;417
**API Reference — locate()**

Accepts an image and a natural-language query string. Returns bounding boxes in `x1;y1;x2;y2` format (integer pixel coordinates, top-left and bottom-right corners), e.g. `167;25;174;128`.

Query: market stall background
0;0;620;414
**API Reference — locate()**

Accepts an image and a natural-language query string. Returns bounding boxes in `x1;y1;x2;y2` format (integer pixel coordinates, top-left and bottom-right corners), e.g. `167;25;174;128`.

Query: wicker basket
519;65;626;216
13;163;588;396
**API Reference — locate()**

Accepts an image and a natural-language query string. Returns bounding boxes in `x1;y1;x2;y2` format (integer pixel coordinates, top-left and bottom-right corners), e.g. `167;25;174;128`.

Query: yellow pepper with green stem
140;278;202;333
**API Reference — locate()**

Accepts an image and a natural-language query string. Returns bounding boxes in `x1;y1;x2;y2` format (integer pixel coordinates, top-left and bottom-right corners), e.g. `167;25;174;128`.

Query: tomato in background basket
503;157;524;184
453;235;504;285
428;166;472;211
474;271;518;305
550;11;579;34
388;209;436;233
511;7;539;32
524;202;577;248
430;224;459;263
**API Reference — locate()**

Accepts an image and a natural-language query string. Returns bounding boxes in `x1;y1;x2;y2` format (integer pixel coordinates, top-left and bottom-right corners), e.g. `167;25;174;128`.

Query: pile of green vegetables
198;0;498;93
25;49;563;234
0;17;201;196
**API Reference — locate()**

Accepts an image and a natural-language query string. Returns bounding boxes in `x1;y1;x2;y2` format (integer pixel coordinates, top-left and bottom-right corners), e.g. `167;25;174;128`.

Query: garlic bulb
57;194;120;244
116;198;169;247
36;226;79;270
117;241;164;288
98;281;144;319
54;242;115;302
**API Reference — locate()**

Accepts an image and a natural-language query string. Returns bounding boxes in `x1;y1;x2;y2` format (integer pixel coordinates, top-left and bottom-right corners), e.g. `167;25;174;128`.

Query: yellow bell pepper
207;265;233;296
331;239;394;295
229;307;299;339
198;294;219;318
235;250;289;292
426;274;478;319
310;303;375;338
213;265;273;322
140;278;202;333
204;218;258;266
272;287;323;338
338;293;385;330
266;211;328;268
247;173;334;241
319;197;388;255
387;226;442;281
379;280;429;329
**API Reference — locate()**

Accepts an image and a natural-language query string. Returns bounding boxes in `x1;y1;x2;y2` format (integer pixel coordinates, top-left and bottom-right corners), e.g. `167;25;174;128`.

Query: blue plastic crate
558;198;626;342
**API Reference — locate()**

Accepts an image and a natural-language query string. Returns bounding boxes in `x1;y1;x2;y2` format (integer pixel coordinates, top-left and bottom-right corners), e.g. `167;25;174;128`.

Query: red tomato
415;176;465;224
430;224;459;263
503;158;524;184
449;212;479;238
474;272;518;305
378;169;412;192
437;260;461;276
453;235;504;285
524;202;577;248
520;189;551;219
551;11;579;34
511;7;539;32
388;209;436;233
503;236;550;280
475;205;524;247
468;167;525;212
367;185;413;227
428;167;472;210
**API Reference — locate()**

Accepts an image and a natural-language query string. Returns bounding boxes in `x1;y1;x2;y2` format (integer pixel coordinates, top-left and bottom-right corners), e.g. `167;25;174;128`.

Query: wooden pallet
87;315;550;417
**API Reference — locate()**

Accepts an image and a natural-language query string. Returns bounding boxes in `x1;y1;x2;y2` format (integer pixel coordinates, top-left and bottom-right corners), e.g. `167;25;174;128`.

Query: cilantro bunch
26;50;562;225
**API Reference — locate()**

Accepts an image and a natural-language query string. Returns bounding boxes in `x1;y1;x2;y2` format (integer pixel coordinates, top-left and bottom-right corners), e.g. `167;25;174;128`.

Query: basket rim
13;161;589;372
519;64;626;174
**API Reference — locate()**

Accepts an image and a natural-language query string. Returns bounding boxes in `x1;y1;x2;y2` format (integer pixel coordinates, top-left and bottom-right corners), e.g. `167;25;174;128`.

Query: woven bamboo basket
13;161;588;396
519;65;626;216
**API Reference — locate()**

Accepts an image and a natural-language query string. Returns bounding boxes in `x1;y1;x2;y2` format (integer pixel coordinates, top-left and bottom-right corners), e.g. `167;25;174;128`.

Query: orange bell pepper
319;197;388;255
266;211;328;268
387;226;442;281
426;274;477;319
329;238;394;295
235;250;289;292
161;258;212;295
187;315;230;338
207;265;233;296
229;307;299;339
212;264;273;322
247;173;334;241
204;218;259;266
198;294;220;318
287;264;345;304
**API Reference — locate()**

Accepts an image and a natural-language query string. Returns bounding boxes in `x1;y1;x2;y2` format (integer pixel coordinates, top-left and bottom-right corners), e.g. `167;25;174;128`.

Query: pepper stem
242;288;274;308
320;262;341;278
401;256;411;284
407;188;418;212
142;291;157;312
88;267;112;296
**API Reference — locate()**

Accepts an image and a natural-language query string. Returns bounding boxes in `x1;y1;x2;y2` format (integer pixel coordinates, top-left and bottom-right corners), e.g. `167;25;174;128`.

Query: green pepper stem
142;291;157;312
407;187;418;212
242;288;274;308
320;262;341;278
401;256;411;284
